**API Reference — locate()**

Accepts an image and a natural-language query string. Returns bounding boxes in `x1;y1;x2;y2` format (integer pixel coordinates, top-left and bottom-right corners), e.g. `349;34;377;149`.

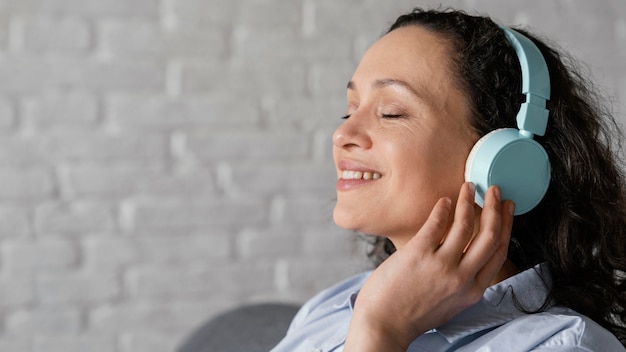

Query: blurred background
0;0;624;351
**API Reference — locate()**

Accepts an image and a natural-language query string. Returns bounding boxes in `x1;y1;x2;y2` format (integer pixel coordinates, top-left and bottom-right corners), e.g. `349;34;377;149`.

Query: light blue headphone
464;26;551;215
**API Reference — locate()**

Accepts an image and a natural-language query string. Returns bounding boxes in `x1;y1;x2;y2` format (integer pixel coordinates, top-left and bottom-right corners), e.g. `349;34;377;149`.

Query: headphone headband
465;26;552;215
499;26;551;137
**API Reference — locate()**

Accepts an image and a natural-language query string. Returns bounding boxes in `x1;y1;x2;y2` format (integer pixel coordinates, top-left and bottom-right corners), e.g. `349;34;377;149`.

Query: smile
341;170;382;180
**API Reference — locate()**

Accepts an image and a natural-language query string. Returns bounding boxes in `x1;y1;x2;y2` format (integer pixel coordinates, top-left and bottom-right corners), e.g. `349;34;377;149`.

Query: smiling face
332;25;478;248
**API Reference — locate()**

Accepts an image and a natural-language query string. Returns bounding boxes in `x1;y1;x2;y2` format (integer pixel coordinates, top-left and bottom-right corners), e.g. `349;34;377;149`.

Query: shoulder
502;309;624;351
453;307;625;351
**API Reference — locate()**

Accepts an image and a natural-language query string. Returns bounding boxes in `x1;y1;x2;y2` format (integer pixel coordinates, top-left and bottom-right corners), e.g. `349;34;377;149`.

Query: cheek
391;136;468;196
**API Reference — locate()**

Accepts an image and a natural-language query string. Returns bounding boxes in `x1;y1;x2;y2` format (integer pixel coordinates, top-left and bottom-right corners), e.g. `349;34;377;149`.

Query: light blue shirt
271;263;625;351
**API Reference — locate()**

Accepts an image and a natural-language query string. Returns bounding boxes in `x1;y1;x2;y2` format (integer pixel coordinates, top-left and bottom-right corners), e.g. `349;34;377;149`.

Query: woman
272;8;626;351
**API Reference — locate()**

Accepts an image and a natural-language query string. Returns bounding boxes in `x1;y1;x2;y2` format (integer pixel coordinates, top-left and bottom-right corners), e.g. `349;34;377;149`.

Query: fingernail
507;201;516;215
494;186;502;201
467;182;475;194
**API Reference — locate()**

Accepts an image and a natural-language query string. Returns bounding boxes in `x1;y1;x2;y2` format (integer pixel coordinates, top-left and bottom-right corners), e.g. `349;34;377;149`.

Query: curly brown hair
364;7;626;344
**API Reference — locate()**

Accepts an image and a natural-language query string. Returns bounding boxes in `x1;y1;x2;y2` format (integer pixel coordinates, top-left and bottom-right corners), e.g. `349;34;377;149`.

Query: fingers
474;199;514;287
462;186;515;287
438;182;478;259
408;182;515;289
408;197;453;253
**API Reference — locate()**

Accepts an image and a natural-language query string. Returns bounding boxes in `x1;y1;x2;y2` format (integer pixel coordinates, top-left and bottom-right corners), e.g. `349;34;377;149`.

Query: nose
332;113;372;150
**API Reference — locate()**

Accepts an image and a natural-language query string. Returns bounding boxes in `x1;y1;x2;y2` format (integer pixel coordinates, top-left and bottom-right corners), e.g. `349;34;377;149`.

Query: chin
332;206;362;232
333;207;386;237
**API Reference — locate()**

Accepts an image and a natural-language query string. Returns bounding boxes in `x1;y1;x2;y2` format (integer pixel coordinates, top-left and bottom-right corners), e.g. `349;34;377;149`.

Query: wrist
344;310;416;352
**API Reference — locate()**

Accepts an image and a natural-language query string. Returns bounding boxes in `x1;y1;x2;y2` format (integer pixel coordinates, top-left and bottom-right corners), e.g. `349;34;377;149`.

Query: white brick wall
0;1;624;351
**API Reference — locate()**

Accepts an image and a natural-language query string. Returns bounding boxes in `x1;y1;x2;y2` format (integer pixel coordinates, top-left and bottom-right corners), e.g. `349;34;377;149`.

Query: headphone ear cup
465;128;550;215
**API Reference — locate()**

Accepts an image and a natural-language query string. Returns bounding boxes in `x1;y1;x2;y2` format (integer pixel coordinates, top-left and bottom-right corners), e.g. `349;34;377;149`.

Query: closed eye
341;114;351;119
382;114;404;119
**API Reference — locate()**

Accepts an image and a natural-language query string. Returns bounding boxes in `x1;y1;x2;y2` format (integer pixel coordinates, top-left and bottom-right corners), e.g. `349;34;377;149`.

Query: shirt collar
435;263;552;343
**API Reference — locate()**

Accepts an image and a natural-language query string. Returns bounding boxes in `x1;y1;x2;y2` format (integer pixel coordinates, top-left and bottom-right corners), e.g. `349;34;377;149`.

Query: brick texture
0;0;624;351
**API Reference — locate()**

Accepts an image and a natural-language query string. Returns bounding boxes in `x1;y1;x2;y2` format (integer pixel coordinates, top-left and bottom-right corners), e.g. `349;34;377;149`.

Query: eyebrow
347;78;424;100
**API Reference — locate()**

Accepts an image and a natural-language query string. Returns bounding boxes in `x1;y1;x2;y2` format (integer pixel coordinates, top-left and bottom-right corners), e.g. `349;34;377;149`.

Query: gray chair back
176;303;300;352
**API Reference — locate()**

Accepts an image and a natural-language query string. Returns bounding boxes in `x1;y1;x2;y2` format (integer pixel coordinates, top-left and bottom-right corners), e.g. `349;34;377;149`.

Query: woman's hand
344;183;515;351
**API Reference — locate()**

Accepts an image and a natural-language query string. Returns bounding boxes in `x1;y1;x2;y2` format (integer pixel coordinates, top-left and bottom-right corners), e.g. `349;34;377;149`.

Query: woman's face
332;25;478;247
